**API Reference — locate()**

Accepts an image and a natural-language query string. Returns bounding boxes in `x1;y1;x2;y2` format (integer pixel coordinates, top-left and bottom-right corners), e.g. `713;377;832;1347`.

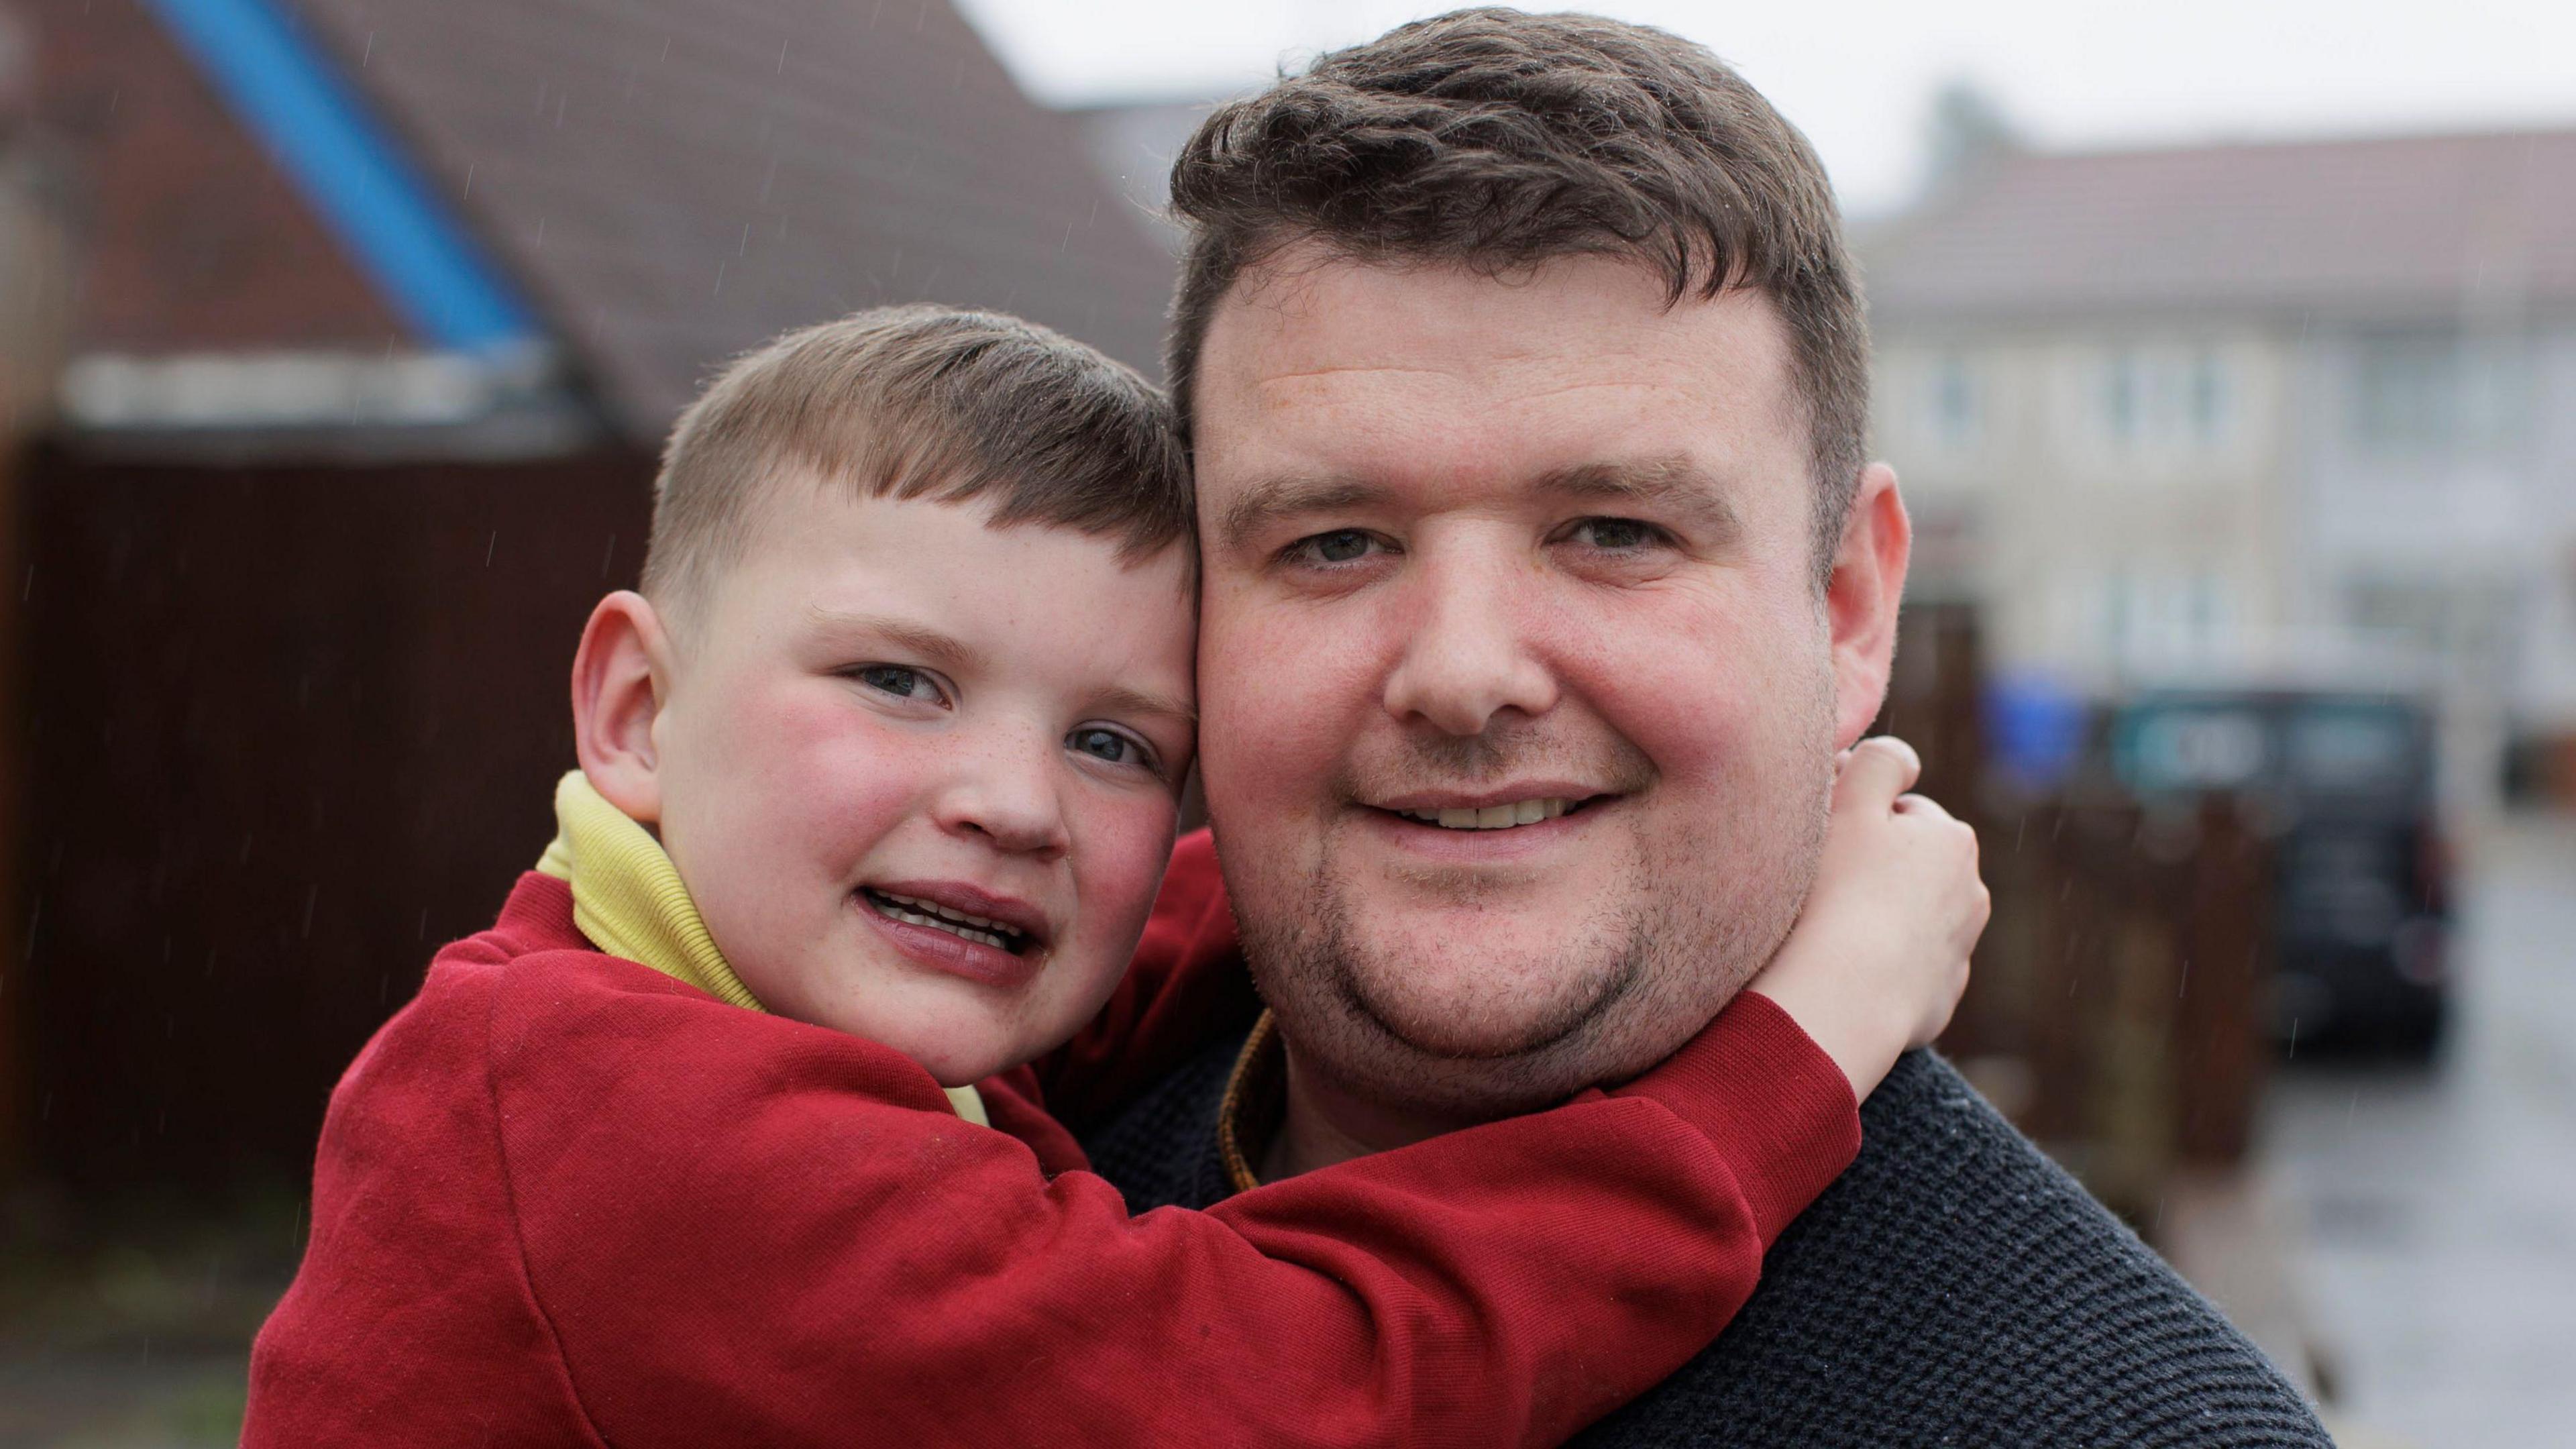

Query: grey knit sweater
1081;1031;2336;1446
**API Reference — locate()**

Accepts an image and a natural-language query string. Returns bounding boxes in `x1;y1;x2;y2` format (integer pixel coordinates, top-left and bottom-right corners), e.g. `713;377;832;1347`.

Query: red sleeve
492;955;1859;1448
1028;828;1259;1130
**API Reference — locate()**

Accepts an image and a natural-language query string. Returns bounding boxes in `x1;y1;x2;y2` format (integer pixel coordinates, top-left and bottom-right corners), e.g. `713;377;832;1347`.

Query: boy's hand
1746;736;1989;1102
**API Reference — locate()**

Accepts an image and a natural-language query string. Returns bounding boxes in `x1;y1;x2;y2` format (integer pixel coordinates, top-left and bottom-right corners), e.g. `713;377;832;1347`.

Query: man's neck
1260;1041;1479;1181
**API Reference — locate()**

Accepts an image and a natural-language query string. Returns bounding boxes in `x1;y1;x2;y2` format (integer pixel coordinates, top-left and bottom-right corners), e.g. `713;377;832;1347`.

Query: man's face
1193;248;1876;1118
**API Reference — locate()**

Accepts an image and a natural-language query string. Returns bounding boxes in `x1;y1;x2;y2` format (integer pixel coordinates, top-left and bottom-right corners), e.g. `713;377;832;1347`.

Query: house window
1928;352;1979;448
2353;331;2459;451
2097;345;2232;455
2102;350;2143;445
2352;329;2528;455
2189;350;2231;445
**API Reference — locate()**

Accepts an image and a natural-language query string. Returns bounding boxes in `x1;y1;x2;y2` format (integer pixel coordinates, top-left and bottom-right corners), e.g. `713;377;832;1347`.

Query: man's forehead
1197;248;1797;430
1193;250;1805;500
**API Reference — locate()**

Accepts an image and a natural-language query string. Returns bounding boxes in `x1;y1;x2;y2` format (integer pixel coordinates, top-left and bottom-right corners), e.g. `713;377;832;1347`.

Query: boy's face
645;479;1196;1086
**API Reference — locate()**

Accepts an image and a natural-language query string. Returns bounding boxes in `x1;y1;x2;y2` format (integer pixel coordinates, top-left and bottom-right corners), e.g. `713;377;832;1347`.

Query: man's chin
1338;950;1638;1062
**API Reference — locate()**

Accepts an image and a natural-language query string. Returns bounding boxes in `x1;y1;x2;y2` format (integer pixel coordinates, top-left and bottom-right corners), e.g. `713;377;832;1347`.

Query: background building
1864;126;2576;808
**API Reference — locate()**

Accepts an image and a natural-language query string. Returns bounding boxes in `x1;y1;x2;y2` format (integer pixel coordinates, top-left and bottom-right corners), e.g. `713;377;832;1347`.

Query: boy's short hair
1163;7;1866;584
641;305;1191;628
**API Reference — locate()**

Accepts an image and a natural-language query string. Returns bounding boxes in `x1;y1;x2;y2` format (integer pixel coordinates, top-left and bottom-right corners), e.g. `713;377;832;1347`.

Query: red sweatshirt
246;830;1860;1447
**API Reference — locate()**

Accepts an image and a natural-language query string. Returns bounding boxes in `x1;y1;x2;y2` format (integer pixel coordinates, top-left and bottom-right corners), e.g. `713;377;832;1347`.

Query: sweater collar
1214;1011;1285;1193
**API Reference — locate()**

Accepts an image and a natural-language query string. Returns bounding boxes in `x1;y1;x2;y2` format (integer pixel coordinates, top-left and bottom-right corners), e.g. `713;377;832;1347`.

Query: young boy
244;306;1985;1446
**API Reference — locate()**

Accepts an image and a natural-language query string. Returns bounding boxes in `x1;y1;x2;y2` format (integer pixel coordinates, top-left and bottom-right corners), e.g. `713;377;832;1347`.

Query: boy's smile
580;474;1197;1086
857;878;1048;987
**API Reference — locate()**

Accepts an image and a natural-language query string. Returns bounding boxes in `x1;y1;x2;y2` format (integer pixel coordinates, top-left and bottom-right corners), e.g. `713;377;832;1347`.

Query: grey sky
953;0;2576;216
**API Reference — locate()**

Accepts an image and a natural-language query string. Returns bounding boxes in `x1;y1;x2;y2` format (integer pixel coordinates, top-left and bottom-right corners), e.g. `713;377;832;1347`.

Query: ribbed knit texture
534;770;987;1126
1085;1037;2336;1447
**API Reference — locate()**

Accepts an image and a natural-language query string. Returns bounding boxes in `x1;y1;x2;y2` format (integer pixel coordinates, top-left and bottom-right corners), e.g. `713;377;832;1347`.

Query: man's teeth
868;892;1024;950
1395;799;1576;830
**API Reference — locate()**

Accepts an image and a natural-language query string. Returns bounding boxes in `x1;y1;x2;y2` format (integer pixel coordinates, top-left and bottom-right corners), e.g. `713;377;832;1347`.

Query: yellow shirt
533;770;987;1127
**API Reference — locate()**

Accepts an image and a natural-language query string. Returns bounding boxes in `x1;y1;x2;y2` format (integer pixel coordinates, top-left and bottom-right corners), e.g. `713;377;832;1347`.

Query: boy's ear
571;590;676;826
1827;462;1913;751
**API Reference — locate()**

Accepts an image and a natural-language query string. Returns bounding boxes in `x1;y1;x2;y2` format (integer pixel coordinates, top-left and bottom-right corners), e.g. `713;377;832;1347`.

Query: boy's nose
933;737;1070;859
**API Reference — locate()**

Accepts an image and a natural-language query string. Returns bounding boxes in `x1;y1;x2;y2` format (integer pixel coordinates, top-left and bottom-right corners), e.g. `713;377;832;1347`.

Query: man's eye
855;665;946;704
1069;726;1150;769
1289;529;1383;566
1568;517;1665;551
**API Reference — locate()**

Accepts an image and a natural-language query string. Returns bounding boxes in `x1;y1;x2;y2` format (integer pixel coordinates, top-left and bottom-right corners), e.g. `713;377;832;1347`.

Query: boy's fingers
1834;736;1921;810
1891;790;1953;823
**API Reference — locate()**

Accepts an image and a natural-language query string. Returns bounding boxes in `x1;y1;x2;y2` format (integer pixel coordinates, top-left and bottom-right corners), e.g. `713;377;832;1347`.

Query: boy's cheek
1073;793;1183;943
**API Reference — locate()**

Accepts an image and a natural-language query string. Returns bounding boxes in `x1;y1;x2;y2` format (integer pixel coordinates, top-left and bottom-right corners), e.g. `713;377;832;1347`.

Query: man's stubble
1234;698;1836;1124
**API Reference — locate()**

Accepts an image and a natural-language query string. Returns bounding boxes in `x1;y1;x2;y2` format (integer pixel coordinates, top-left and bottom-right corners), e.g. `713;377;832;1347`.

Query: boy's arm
498;967;1856;1449
1024;828;1259;1130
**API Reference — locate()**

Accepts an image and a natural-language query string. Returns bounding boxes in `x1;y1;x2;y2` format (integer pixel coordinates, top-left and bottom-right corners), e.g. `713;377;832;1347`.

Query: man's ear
571;590;677;826
1825;463;1911;749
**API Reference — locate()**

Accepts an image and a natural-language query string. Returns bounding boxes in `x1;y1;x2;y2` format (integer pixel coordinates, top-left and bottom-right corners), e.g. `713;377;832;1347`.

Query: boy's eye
1069;726;1150;770
854;665;947;705
1287;529;1386;566
1565;517;1666;551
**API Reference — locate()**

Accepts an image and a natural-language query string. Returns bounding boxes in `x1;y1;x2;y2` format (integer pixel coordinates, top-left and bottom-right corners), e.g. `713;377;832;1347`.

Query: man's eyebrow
1534;458;1745;541
1216;475;1390;553
803;607;981;674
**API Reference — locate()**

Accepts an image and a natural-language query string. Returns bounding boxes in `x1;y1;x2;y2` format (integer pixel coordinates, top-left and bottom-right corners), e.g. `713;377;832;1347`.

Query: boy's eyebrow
1092;685;1197;729
808;607;1193;725
804;607;982;675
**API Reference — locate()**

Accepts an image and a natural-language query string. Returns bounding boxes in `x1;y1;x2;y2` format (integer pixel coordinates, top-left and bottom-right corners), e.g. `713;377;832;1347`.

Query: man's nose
1381;546;1558;736
930;727;1070;858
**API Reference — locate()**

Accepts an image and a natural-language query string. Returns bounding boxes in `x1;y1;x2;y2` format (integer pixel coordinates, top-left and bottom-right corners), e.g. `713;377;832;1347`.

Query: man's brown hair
642;305;1191;629
1165;7;1868;579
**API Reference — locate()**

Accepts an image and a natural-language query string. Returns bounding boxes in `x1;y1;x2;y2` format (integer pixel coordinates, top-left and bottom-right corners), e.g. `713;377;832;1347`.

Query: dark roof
288;0;1178;441
1862;127;2576;325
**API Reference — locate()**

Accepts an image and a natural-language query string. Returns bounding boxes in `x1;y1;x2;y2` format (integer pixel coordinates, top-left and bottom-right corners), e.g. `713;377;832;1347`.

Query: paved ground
2257;811;2576;1447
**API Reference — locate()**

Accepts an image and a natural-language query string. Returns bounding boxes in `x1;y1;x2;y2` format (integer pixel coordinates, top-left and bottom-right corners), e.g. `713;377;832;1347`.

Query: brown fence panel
11;444;650;1198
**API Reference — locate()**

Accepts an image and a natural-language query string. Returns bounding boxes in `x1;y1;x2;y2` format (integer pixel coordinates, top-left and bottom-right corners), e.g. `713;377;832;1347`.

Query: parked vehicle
2110;688;2451;1057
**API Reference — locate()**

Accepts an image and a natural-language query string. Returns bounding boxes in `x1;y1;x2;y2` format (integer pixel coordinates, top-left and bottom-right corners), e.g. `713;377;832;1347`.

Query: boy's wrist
1615;990;1862;1244
1740;976;1905;1103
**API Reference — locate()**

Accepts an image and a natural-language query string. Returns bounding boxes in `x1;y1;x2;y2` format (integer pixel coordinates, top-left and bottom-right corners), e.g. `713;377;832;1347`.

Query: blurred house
4;0;1169;1198
1864;127;2576;808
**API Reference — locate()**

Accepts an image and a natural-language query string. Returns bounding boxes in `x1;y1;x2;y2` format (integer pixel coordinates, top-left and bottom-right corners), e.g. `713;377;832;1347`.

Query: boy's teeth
867;892;1023;950
1402;799;1574;830
881;892;1010;933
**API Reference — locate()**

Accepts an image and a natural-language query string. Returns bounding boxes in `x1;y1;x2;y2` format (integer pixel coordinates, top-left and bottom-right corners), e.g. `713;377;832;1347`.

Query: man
1083;10;2333;1444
